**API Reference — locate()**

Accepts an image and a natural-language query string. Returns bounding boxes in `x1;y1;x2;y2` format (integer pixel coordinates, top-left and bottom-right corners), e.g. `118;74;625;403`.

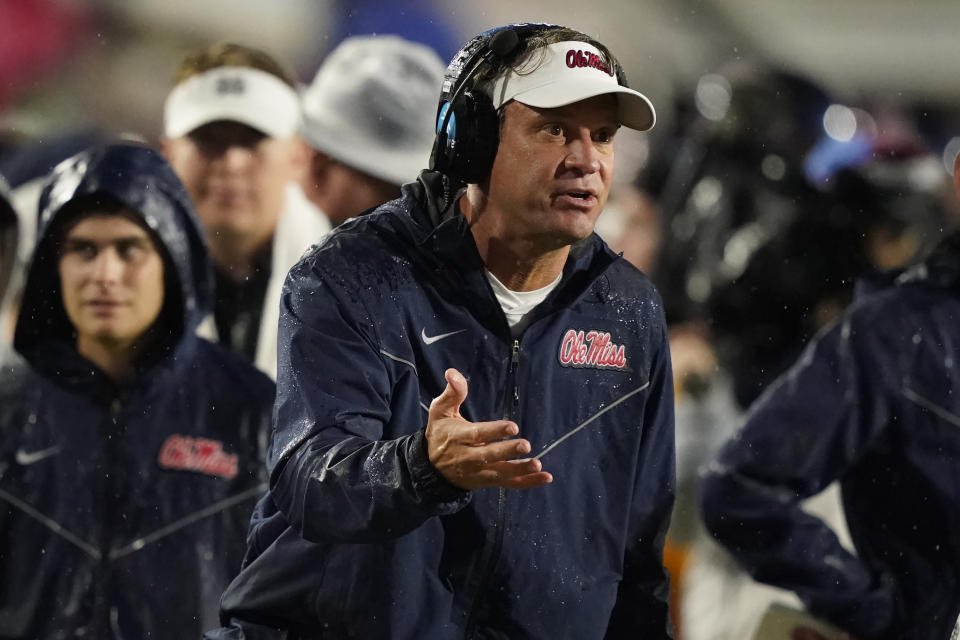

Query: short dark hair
172;42;297;87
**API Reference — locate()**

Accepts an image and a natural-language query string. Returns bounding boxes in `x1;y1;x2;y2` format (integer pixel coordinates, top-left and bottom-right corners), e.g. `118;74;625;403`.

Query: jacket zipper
91;397;124;638
463;339;520;639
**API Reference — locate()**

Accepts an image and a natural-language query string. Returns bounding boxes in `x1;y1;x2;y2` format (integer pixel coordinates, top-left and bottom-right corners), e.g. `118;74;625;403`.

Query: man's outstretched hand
426;368;553;491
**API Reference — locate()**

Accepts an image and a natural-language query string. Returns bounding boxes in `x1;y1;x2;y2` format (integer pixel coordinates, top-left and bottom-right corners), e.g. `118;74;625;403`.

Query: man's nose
220;144;256;171
563;135;601;174
92;248;123;284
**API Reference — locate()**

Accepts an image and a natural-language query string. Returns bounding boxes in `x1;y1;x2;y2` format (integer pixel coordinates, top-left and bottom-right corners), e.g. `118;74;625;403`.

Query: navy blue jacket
700;233;960;639
210;173;676;639
0;144;275;639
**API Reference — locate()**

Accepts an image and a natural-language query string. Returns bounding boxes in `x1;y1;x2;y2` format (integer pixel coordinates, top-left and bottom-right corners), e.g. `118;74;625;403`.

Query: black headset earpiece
429;24;548;185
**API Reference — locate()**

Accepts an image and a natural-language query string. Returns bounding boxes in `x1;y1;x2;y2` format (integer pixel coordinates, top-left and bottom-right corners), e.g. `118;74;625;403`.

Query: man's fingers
499;471;554;489
471;465;552;489
429;368;468;419
456;420;519;446
477;458;553;489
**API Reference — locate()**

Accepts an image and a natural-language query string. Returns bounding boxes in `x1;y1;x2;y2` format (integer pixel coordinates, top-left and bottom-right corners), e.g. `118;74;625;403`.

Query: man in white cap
162;43;330;378
208;24;674;639
298;35;446;227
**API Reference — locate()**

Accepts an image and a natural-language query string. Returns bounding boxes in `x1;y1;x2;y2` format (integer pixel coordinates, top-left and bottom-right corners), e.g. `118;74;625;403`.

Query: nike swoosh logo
420;328;466;345
15;444;62;466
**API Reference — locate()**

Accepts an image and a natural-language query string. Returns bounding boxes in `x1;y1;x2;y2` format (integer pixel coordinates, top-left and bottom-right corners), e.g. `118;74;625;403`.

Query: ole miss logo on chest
558;329;627;370
158;435;238;479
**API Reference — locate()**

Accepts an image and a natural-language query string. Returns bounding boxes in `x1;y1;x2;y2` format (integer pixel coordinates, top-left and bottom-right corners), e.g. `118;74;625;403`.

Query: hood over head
13;143;213;362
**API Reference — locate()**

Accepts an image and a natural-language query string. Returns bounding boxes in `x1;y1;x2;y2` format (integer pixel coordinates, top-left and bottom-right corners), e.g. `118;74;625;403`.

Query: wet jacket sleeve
267;259;470;544
606;315;676;639
699;314;896;639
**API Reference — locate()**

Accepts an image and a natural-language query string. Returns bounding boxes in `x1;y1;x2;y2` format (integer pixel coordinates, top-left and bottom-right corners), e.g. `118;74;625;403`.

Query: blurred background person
0;143;274;638
635;62;849;638
161;42;330;378
698;149;960;640
0;177;18;345
623;58;955;638
297;34;447;227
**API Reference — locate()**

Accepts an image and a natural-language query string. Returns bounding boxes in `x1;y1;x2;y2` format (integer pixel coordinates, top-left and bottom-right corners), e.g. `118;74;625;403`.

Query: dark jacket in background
209;173;676;640
700;232;960;639
0;144;275;639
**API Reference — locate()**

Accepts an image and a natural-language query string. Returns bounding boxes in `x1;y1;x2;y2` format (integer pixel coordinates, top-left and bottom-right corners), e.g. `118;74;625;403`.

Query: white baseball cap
163;66;301;139
299;35;446;186
489;41;656;131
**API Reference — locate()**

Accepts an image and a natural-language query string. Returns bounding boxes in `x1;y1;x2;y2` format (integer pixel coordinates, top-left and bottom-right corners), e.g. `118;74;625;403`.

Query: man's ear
159;137;172;161
288;137;311;178
294;141;335;208
291;138;324;185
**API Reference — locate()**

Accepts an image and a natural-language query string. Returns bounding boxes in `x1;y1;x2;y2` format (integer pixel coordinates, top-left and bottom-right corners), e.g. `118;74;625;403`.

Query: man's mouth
86;300;123;310
556;189;598;206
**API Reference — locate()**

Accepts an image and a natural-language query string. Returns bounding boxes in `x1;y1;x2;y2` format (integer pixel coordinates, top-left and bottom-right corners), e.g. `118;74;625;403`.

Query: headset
428;23;629;185
428;23;550;185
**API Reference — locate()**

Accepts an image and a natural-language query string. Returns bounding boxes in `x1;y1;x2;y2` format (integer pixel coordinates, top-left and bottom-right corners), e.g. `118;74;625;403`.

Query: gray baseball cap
300;35;446;186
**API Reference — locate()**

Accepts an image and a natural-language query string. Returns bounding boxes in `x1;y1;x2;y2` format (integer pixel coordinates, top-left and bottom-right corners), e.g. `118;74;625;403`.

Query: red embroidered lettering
565;49;612;75
558;328;627;370
158;435;239;479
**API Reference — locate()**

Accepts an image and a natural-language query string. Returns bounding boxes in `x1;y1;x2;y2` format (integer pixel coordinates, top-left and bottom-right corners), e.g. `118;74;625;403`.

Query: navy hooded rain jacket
700;232;960;639
0;144;275;639
209;173;676;640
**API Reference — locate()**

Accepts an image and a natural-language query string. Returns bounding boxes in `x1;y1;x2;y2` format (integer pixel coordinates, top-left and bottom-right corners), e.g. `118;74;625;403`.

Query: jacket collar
384;172;621;336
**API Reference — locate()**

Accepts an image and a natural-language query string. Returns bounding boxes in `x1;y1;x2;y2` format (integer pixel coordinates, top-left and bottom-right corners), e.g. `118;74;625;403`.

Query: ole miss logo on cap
565;49;612;76
558;329;627;370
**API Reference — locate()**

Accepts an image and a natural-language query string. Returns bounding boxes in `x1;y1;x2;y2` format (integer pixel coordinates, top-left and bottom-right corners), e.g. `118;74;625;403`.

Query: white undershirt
485;269;562;337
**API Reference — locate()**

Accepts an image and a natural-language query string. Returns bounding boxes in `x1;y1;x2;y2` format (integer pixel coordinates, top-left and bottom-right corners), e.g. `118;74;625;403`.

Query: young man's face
59;213;165;349
482;95;619;249
163;121;295;251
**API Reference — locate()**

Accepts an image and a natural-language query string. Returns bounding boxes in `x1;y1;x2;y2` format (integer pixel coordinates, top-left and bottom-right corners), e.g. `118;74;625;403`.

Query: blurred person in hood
699;152;960;639
207;23;675;639
0;143;274;638
162;42;331;378
297;34;446;227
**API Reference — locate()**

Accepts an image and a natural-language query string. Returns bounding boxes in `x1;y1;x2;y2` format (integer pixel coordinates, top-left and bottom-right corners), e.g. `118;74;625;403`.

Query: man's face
163;121;295;249
482;95;619;249
59;213;165;349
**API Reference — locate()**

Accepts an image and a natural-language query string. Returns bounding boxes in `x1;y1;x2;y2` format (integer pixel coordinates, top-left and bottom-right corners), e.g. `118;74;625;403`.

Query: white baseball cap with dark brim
163;66;301;139
489;41;656;132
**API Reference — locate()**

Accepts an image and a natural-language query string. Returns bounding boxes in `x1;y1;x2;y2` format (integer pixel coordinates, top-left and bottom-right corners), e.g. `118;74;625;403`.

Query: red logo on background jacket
558;329;627;369
158;435;238;479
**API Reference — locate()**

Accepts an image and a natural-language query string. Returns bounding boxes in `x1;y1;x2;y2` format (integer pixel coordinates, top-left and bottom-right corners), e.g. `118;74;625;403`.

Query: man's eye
66;244;97;259
594;130;615;143
117;243;147;260
545;124;563;136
